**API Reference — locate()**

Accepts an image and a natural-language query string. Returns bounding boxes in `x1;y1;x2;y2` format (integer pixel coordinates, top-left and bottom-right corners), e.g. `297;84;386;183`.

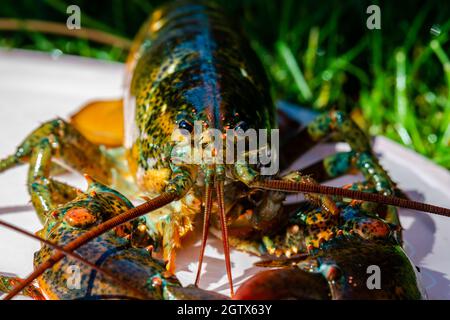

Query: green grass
1;0;449;168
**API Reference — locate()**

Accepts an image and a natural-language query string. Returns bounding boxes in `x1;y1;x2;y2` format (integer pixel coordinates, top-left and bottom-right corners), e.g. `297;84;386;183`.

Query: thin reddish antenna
195;183;213;287
216;180;234;297
3;192;176;300
0;219;151;300
255;253;310;267
255;180;450;217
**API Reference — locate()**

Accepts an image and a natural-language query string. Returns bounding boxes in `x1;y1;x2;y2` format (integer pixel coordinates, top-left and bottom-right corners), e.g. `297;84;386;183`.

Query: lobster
0;0;449;300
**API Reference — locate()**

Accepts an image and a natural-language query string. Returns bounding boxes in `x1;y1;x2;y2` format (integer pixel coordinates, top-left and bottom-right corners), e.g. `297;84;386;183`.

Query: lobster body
124;0;275;189
121;0;285;270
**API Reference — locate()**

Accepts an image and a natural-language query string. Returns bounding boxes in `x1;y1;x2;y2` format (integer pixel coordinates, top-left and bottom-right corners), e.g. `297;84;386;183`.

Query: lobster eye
178;119;193;132
234;121;249;132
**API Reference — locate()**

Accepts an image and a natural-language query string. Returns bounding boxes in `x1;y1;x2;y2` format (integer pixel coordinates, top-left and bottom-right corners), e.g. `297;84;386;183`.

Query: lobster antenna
254;180;450;217
216;180;234;297
3;192;177;300
255;253;310;267
194;182;213;287
0;220;151;299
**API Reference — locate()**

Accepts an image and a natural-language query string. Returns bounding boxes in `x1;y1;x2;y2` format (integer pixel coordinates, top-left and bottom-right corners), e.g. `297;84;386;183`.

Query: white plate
0;49;449;299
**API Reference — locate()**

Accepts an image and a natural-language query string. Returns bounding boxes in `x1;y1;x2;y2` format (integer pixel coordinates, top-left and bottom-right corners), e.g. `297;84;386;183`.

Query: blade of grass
403;3;431;53
304;27;319;81
277;41;312;101
411;20;450;75
434;153;450;168
430;39;450;148
395;49;426;154
278;0;293;41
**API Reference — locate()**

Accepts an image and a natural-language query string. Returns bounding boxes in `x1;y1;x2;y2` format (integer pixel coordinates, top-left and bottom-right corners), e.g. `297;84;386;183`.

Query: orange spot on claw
64;208;96;228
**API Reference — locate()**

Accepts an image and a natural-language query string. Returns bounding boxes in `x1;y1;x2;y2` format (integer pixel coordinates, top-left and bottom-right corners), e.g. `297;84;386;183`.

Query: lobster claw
234;268;331;300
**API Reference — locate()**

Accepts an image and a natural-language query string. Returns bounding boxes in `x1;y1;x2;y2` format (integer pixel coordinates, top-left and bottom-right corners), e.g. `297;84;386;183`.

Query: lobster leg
279;110;400;226
0;118;115;183
300;151;395;195
0;274;45;300
254;159;398;257
299;151;401;227
280;110;372;168
286;110;394;194
0;119;118;221
246;171;340;257
305;111;371;151
26;138;77;221
281;171;339;216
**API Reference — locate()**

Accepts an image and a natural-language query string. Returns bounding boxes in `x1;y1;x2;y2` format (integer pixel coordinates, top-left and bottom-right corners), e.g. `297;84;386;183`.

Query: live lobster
0;0;448;300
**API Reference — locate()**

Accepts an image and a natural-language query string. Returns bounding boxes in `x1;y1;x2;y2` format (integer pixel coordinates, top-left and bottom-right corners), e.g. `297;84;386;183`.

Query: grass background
0;0;449;168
